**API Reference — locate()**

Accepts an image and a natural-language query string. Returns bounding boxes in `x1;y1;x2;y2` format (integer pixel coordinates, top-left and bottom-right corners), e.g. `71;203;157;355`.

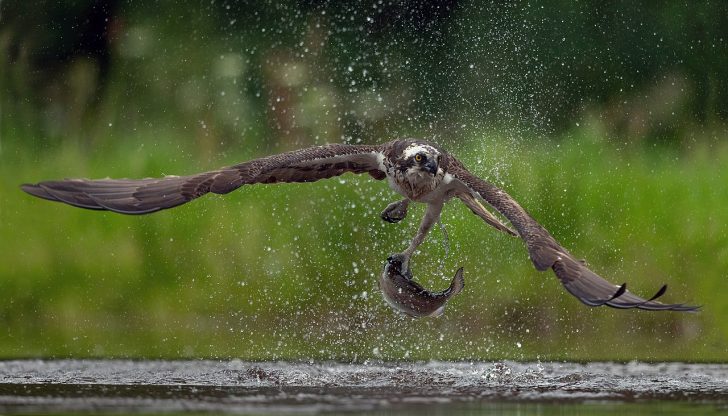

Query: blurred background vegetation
0;1;726;361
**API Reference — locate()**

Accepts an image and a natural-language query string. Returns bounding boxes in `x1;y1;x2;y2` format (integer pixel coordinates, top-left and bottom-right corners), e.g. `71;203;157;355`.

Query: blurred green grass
0;131;726;361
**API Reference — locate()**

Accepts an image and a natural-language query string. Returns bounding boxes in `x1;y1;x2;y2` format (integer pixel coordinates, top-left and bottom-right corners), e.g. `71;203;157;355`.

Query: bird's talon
380;199;409;223
381;214;401;223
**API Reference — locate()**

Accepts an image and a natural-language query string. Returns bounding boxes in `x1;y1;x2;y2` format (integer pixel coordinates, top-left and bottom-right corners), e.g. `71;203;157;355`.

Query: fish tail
446;267;465;296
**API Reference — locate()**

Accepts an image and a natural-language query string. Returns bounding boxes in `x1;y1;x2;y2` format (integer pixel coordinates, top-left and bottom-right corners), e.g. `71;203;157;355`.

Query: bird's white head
399;143;442;177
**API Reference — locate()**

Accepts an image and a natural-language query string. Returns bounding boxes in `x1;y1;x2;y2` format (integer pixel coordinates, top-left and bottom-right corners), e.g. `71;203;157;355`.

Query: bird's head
397;142;442;176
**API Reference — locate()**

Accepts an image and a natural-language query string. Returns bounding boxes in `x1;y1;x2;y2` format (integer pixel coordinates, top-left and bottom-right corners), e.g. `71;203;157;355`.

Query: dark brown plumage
21;144;385;214
447;159;697;311
21;139;699;312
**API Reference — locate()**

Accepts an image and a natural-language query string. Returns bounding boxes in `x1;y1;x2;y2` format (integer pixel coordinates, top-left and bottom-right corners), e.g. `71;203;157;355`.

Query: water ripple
0;360;726;414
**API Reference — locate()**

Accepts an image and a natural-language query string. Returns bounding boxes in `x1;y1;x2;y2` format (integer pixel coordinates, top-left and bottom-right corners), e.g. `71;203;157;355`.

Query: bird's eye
415;154;423;162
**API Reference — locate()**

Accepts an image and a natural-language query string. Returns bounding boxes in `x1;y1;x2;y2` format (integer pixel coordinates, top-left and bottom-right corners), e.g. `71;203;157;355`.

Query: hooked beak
423;160;438;175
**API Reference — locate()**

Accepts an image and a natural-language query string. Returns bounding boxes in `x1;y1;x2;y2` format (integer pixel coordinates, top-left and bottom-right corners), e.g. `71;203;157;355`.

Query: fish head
385;253;412;279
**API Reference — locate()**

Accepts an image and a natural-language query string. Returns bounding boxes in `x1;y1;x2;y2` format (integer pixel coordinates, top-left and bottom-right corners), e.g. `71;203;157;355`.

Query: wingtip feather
20;183;56;201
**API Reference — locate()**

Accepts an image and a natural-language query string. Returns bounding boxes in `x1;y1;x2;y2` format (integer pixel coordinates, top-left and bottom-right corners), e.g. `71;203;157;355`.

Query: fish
378;253;464;318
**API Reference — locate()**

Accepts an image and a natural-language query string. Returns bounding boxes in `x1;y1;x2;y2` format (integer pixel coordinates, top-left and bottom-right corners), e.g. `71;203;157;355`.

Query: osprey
21;138;697;311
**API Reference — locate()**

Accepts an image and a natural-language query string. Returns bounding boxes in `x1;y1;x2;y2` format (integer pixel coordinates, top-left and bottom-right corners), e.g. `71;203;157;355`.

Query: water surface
0;360;725;414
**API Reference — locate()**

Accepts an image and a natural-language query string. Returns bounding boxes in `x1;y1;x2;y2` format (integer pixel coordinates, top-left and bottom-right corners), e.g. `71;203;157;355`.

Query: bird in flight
21;138;698;311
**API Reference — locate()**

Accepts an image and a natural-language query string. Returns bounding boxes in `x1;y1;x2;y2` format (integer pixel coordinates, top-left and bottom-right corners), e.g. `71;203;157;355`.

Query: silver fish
378;254;464;318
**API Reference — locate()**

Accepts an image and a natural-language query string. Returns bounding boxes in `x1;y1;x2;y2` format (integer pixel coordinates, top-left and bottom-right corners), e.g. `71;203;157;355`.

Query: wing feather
21;144;386;214
447;157;699;311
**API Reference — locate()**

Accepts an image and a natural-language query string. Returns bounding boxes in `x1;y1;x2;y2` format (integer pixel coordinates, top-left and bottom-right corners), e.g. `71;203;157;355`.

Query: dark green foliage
0;134;724;361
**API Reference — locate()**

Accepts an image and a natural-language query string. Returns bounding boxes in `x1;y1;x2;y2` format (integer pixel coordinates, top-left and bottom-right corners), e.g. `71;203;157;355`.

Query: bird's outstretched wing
21;144;386;214
447;157;699;311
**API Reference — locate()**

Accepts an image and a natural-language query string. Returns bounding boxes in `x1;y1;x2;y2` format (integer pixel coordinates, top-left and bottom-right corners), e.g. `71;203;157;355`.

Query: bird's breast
386;169;445;201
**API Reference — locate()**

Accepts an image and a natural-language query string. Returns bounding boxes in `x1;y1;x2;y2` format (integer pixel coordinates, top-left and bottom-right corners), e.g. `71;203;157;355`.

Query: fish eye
415;154;424;162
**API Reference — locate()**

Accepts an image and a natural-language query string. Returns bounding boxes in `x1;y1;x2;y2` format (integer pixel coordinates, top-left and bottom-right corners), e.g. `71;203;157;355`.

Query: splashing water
0;360;726;414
